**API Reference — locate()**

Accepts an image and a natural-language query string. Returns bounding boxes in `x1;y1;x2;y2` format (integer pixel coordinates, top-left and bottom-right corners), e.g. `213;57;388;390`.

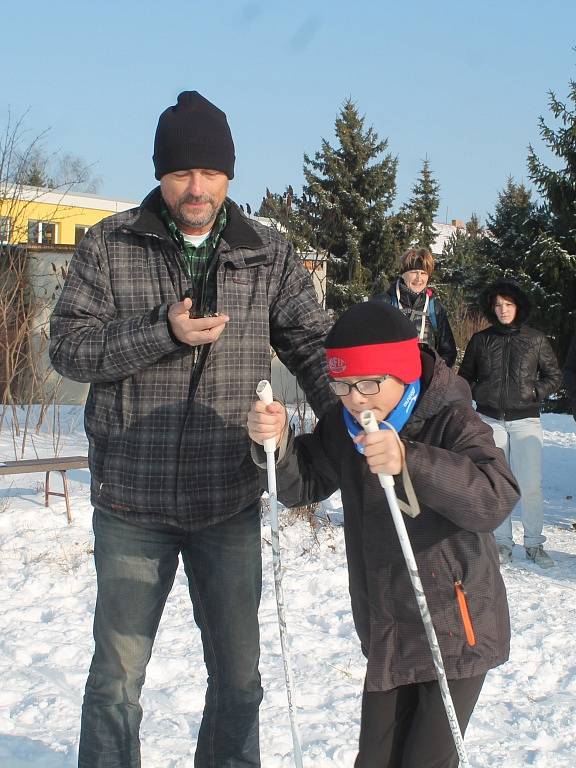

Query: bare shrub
439;286;488;368
0;111;76;457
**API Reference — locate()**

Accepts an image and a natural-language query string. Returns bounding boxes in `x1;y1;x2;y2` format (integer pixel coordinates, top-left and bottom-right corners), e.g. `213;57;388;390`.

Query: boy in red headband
248;301;519;768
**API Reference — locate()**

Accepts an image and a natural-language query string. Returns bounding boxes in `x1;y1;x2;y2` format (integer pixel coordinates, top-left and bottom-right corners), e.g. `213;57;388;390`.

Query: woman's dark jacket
256;350;519;691
373;280;457;367
459;279;562;421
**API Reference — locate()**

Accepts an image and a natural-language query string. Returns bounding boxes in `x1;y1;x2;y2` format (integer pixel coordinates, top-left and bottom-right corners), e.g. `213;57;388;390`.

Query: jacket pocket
455;581;476;647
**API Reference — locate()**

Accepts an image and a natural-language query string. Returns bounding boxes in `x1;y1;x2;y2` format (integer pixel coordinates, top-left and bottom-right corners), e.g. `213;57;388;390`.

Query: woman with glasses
459;278;562;568
373;247;457;367
248;301;519;768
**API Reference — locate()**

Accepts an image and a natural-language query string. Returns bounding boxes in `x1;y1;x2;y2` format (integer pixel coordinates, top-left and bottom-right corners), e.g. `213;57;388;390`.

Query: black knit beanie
153;91;235;180
325;301;422;383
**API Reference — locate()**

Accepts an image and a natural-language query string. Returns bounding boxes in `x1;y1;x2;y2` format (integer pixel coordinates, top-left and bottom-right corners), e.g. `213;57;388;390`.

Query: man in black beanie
50;91;334;768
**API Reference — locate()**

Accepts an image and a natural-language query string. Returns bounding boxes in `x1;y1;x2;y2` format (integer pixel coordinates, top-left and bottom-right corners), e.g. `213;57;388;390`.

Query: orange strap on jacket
455;581;477;647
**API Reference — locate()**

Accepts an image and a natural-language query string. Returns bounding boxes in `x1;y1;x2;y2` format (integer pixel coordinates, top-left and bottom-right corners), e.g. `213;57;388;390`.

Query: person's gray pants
482;415;546;549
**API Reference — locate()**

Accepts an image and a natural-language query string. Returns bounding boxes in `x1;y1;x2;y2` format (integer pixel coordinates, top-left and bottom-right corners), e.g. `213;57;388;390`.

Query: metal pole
256;380;304;768
361;410;471;768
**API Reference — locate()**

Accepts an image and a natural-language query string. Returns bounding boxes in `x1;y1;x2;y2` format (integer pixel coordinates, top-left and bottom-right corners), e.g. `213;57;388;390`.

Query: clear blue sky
3;0;575;223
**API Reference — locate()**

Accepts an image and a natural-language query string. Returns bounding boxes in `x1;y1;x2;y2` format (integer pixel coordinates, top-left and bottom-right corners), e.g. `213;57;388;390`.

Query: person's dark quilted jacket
459;279;561;420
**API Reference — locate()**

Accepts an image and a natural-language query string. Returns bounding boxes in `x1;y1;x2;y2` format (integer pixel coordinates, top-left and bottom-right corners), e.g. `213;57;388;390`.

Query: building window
0;216;12;244
75;224;90;245
28;220;57;245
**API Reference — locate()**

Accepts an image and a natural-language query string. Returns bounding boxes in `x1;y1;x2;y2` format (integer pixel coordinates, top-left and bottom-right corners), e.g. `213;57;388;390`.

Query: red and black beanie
325;301;422;383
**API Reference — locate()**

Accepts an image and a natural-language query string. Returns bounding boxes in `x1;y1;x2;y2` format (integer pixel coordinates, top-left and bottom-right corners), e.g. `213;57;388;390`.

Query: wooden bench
0;456;89;524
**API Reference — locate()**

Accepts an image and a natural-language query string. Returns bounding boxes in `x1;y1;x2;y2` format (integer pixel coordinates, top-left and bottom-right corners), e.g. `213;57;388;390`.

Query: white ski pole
256;380;304;768
361;410;471;768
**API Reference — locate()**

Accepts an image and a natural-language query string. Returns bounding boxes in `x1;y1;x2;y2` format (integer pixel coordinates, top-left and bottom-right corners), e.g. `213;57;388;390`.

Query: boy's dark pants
78;503;263;768
355;674;485;768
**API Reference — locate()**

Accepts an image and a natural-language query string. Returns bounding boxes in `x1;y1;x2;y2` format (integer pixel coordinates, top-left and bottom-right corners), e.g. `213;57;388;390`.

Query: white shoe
498;545;512;565
525;545;554;569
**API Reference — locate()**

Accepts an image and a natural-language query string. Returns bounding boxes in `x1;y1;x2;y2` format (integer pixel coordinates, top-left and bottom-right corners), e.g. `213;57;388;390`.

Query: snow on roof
3;184;138;213
431;221;465;255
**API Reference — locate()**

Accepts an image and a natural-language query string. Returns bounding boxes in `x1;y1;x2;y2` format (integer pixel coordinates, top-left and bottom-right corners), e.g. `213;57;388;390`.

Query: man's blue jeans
78;503;263;768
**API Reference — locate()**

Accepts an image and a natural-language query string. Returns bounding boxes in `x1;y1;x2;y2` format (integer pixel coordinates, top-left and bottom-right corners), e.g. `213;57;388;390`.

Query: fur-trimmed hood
480;278;531;326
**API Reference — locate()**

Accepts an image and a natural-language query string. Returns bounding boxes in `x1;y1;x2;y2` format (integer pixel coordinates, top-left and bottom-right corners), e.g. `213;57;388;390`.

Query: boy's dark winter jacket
458;279;561;421
259;350;519;691
49;189;333;530
373;280;457;368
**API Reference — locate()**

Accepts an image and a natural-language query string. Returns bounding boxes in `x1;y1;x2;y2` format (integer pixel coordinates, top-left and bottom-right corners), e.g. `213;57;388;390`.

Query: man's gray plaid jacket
49;188;334;530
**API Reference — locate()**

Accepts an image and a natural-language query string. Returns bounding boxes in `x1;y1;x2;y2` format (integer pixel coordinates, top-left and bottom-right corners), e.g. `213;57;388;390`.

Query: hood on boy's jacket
480;278;531;326
324;301;422;383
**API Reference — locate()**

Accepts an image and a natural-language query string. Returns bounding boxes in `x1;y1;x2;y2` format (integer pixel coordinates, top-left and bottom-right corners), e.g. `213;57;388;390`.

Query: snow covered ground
1;407;576;767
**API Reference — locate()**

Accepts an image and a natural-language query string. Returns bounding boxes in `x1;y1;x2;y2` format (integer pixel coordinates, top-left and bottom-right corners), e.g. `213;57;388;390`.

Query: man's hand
168;298;229;346
247;400;287;446
354;429;405;476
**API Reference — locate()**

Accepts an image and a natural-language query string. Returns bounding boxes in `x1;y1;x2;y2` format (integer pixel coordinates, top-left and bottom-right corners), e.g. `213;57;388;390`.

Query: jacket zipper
499;335;511;415
454;580;476;646
121;225;213;397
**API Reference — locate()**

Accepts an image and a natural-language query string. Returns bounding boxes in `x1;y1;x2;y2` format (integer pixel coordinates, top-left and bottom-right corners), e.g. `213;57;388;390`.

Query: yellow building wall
1;199;117;244
0;189;137;245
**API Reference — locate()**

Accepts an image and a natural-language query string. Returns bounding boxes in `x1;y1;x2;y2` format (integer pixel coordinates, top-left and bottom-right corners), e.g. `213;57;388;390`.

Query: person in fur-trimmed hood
248;301;519;768
459;277;562;569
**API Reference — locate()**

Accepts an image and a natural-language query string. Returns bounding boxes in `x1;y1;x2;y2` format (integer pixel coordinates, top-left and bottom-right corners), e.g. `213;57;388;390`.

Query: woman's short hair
400;248;435;276
493;293;517;307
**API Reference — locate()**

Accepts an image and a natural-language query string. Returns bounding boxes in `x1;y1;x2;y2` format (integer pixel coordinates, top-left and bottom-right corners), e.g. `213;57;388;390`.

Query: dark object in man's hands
189;310;220;319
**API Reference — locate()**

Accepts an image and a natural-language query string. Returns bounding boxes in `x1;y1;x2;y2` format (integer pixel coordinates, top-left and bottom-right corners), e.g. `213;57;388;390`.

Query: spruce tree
526;76;576;357
437;215;490;307
299;99;399;312
524;234;573;343
528;80;576;255
478;177;549;313
484;178;544;272
403;159;441;251
257;185;311;253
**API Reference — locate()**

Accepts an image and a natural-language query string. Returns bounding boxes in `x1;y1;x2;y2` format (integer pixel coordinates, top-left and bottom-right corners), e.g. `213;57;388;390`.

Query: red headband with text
325;338;422;383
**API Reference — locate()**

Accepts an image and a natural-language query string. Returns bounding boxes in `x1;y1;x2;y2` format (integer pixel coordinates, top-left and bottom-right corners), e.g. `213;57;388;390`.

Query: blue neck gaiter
343;379;421;455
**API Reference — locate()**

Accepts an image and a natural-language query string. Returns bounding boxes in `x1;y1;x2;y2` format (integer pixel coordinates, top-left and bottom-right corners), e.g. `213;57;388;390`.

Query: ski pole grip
360;409;379;433
256;380;276;454
360;410;395;489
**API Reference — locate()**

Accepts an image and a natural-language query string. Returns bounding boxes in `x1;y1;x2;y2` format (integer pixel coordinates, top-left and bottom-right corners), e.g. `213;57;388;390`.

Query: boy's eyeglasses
329;377;392;396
